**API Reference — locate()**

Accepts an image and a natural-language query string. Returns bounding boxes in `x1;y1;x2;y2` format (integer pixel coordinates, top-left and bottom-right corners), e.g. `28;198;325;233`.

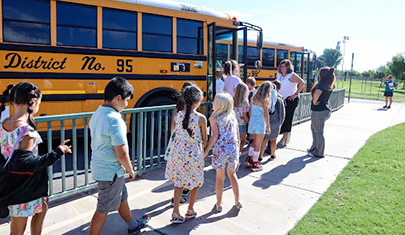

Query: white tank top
276;72;297;99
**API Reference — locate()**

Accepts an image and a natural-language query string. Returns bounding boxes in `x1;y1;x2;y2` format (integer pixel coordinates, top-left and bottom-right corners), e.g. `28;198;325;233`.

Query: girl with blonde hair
233;83;250;154
246;81;272;171
205;93;242;212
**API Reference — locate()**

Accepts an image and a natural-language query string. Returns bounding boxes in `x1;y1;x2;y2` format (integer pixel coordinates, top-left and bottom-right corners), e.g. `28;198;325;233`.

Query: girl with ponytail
165;85;207;224
307;67;336;158
0;82;71;234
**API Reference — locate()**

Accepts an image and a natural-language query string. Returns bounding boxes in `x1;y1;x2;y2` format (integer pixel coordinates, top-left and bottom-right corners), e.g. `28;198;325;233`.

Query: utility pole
348;53;354;103
341;36;349;81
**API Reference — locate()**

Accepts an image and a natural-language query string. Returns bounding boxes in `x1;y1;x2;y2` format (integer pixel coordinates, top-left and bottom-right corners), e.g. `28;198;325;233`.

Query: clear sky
181;0;405;72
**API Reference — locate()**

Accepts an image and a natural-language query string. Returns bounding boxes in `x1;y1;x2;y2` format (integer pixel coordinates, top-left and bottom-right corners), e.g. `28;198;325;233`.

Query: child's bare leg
118;200;132;222
270;139;277;156
240;133;247;153
10;216;28;235
227;168;240;203
385;96;388;106
260;139;269;159
30;199;48;235
215;169;226;206
89;212;108;235
172;187;183;217
187;187;200;212
389;97;393;106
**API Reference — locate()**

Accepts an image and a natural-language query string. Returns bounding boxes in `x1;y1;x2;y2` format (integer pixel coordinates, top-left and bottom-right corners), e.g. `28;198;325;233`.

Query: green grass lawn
335;78;405;102
289;123;405;235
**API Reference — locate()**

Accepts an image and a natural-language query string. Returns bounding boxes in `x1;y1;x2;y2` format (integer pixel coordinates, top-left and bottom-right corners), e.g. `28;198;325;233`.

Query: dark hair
278;59;293;74
246;77;256;86
224;60;238;76
175;82;195;111
311;67;336;96
272;80;281;91
0;82;42;129
182;85;202;136
104;77;134;101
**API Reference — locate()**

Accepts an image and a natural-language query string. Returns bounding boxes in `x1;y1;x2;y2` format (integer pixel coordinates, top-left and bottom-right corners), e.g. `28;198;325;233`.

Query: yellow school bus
216;39;317;91
0;0;263;124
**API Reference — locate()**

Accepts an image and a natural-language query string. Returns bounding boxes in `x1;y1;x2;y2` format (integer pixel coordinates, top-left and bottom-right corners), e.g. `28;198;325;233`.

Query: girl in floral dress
233;83;250;154
165;85;207;224
204;93;242;212
0;82;71;235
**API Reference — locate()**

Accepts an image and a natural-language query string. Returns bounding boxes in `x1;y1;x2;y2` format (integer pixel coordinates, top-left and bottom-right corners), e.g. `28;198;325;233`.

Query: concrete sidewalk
1;99;404;235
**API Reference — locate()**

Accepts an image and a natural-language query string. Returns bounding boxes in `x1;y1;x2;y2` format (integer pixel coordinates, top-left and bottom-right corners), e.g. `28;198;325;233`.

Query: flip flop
185;209;197;219
170;212;185;224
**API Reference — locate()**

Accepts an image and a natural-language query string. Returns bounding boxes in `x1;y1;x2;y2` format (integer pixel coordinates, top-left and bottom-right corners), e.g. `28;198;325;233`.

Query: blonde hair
252;81;273;104
212;93;235;127
234;83;249;108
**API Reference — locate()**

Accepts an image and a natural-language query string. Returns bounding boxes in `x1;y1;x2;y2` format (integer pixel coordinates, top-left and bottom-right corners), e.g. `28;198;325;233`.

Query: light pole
341;36;349;81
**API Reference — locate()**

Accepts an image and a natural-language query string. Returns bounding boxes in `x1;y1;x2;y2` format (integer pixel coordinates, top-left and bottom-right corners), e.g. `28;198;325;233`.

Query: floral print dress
212;114;239;170
0;120;43;217
165;111;204;190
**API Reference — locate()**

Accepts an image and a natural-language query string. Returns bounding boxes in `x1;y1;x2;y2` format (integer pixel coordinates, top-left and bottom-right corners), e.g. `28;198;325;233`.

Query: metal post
348;53;354;103
84;118;89;185
47;122;53;195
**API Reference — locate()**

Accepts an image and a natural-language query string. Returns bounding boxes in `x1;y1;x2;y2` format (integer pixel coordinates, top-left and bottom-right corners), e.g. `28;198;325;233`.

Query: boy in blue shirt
383;75;397;109
89;77;148;235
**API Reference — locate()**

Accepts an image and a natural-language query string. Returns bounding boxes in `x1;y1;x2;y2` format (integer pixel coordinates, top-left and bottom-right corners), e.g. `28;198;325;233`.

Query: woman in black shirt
307;67;336;158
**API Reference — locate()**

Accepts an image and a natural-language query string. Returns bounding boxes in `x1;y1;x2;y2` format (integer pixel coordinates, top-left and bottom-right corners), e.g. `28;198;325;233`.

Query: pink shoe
251;162;263;172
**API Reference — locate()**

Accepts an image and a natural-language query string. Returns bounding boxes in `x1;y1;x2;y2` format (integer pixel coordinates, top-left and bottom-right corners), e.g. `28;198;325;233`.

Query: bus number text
117;59;133;72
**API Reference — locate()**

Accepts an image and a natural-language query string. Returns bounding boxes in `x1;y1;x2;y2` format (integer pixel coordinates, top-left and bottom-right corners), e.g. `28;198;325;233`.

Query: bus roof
118;0;231;20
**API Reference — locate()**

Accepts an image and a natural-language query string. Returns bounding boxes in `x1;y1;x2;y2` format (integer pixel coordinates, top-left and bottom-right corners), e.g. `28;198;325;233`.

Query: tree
374;65;390;80
387;53;405;88
361;70;374;78
318;49;343;68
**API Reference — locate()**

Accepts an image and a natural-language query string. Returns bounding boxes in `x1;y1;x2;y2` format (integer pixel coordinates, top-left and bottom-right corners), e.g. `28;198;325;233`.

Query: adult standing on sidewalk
224;60;242;97
307;67;336;158
383;75;397;109
276;59;305;147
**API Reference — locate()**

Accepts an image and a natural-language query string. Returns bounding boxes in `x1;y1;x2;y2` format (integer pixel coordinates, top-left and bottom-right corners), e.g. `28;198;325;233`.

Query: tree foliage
318;49;343;68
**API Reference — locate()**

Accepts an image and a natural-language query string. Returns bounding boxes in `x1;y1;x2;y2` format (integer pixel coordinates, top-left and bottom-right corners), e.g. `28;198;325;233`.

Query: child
246;81;272;172
205;93;242;212
168;82;195;206
0;82;71;235
260;81;285;161
383;75;397;109
246;77;256;103
215;70;225;95
89;77;148;235
165;85;207;224
233;83;250;154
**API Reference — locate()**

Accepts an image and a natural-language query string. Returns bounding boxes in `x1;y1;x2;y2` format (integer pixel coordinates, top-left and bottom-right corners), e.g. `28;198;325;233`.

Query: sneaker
182;189;190;197
383;105;387;108
270;155;276;160
128;215;150;235
251;162;263;172
387;106;391;109
258;157;263;162
170;197;187;207
244;156;253;166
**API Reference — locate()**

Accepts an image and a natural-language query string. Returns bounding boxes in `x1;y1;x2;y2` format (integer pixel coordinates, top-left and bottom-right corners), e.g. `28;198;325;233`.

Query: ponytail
181;85;203;137
0;84;14;119
182;102;193;137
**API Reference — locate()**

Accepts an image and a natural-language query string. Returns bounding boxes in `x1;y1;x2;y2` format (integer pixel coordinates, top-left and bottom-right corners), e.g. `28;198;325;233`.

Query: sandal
170;212;185;224
215;203;223;213
235;201;243;210
185;209;197;219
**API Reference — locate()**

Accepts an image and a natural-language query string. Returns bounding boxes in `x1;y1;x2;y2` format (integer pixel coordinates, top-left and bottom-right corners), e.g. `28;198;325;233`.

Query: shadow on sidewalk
143;206;240;235
252;155;321;189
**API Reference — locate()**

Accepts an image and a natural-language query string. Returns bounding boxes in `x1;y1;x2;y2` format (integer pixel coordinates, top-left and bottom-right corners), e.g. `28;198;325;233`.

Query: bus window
295;53;302;74
3;0;50;44
247;47;260;66
57;2;97;47
216;43;228;66
237;45;244;64
142;14;172;52
103;8;137;50
262;48;275;67
277;49;288;66
177;19;203;54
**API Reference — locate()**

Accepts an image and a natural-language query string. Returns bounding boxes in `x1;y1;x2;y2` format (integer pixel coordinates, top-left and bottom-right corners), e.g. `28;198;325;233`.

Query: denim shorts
96;174;128;213
238;124;247;134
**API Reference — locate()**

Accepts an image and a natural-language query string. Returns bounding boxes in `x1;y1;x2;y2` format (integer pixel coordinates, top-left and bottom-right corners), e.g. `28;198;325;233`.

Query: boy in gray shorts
89;77;148;235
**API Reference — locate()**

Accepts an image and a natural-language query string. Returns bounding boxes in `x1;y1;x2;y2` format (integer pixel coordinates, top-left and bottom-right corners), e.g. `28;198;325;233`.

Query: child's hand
266;127;271;135
127;169;135;180
58;139;72;153
204;149;209;159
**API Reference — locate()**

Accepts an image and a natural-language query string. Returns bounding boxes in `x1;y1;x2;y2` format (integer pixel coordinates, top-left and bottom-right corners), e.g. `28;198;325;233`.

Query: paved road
1;99;404;235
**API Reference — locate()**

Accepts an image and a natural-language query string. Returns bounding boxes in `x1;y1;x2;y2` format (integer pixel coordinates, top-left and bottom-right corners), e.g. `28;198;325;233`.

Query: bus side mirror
257;31;263;50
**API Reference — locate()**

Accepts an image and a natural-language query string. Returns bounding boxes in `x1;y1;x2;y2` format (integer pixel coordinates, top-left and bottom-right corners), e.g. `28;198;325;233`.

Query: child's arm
198;114;208;148
114;144;135;180
263;99;271;135
170;107;179;134
204;116;218;158
243;112;249;124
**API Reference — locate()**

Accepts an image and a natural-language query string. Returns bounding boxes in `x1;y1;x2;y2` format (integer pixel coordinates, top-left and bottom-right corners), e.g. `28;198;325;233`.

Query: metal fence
35;89;345;201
